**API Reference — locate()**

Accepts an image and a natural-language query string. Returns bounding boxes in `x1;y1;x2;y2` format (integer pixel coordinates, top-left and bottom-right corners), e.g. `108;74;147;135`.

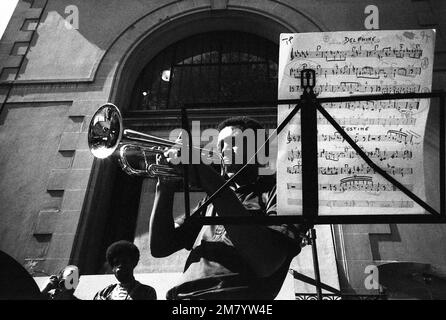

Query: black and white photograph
0;0;445;309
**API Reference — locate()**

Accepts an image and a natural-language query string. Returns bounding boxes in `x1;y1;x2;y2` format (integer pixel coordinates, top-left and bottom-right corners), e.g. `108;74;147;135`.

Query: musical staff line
289;65;422;79
286;164;414;176
287;198;415;208
289;83;421;94
290;44;423;61
286;182;413;192
314;116;417;126
321;101;420;112
287;131;419;145
287;148;413;162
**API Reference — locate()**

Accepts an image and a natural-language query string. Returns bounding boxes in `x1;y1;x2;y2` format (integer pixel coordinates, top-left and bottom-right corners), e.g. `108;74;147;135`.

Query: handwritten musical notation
286;164;414;177
289;44;423;62
286;129;421;145
315;116;417;126
286;181;413;192
289;83;421;94
287;148;413;162
322;101;420;112
289;65;422;80
277;29;435;215
287;198;414;208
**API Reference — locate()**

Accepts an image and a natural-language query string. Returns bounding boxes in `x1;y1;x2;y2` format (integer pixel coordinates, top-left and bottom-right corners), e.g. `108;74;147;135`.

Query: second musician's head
106;240;140;284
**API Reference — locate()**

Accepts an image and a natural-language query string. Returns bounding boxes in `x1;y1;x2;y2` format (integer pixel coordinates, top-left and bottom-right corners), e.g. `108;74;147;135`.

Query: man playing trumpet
149;116;306;300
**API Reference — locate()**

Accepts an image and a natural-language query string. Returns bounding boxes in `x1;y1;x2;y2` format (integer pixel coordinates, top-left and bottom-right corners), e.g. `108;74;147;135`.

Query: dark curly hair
106;240;140;267
217;116;269;160
217;116;264;132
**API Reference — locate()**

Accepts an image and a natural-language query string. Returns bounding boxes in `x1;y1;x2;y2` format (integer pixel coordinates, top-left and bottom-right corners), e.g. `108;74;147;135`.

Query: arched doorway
77;30;281;274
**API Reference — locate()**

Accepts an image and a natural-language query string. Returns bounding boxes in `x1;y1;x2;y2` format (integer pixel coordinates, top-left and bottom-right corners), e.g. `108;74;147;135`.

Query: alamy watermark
165;121;278;176
364;264;380;290
64;5;79;29
364;5;379;30
60;266;79;290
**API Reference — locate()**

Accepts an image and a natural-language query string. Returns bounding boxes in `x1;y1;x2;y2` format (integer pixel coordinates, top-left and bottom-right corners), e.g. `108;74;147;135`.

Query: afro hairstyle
106;240;140;268
216;116;264;132
216;116;269;160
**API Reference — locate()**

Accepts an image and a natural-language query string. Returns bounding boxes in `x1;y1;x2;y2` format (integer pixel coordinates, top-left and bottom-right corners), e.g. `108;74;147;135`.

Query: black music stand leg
181;106;191;218
300;69;319;223
309;227;323;300
300;69;322;300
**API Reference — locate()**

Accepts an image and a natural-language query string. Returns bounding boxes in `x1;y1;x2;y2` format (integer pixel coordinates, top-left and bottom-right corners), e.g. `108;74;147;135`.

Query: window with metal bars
130;31;278;110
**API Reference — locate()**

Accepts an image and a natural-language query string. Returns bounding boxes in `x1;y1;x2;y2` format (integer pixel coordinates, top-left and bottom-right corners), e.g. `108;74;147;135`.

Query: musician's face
217;125;259;178
218;126;243;176
111;256;135;284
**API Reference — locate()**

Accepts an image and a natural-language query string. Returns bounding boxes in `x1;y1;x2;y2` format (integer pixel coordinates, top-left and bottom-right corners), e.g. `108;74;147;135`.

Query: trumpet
87;103;223;178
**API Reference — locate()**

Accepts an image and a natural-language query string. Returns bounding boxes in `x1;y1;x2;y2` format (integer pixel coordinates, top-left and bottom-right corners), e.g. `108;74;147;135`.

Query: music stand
179;69;446;300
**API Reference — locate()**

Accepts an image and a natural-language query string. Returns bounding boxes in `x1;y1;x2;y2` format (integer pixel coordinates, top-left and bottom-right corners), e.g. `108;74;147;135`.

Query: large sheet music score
277;29;435;216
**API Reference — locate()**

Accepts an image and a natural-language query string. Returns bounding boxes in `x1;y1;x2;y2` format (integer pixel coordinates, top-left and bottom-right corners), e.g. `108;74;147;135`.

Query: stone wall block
72;150;94;169
47;169;69;191
11;41;30;56
33;210;59;235
211;0;228;10
65;169;91;190
0;67;19;81
53;151;75;169
64;116;84;133
46;234;76;260
61;190;85;211
58;132;80;151
32;0;48;9
69;100;102;117
54;210;82;234
21;18;39;31
76;132;89;150
24;8;43;20
0;56;23;70
0;43;14;55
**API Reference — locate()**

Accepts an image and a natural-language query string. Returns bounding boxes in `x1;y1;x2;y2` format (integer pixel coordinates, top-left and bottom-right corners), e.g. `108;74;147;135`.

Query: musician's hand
160;136;201;187
162;135;183;176
162;133;182;166
155;153;180;187
42;275;58;293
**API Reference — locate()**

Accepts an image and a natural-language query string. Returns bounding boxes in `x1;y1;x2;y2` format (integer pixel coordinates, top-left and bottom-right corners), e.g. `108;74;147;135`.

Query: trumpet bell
88;102;224;179
88;103;123;159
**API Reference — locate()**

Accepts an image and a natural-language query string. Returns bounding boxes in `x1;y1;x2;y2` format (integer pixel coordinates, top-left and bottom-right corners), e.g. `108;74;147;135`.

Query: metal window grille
130;31;278;110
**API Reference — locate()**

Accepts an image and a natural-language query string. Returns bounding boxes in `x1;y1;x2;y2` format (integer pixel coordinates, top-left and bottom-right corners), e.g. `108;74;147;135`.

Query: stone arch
73;4;324;273
93;3;324;111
